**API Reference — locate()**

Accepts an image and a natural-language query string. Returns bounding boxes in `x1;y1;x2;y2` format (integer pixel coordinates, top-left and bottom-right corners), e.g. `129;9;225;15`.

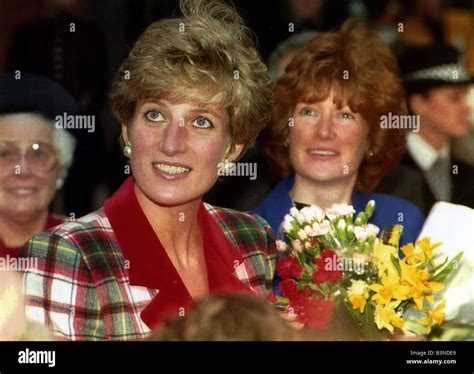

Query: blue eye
193;117;213;129
145;110;165;122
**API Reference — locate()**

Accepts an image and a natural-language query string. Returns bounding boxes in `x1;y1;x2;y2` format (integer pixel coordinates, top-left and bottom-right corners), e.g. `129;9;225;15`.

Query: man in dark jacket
377;44;474;215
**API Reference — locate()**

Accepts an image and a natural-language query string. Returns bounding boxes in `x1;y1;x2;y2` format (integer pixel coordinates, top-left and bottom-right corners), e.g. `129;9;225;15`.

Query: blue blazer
253;177;425;247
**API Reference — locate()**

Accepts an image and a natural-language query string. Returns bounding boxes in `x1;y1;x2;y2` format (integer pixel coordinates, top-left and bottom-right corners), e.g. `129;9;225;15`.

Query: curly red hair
260;18;408;192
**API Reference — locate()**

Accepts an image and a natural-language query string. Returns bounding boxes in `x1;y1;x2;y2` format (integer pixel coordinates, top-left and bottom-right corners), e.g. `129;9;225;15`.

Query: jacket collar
103;176;250;330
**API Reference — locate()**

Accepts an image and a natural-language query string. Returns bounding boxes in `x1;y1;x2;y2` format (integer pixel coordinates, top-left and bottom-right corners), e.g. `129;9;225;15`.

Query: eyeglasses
0;140;58;175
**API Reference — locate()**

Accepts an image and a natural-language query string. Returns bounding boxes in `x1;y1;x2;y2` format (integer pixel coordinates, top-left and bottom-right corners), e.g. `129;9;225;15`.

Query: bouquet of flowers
269;201;463;340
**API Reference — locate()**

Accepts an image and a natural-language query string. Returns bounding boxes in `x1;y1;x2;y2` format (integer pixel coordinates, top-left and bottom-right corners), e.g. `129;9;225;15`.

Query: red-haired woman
255;18;425;246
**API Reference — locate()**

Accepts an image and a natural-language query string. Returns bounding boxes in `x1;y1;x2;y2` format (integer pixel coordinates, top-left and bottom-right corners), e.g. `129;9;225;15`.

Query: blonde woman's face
289;92;369;184
124;99;240;207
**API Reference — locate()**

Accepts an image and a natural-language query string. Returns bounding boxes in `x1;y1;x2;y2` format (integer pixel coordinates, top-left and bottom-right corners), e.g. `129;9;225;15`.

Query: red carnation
292;297;335;329
279;279;312;302
276;256;304;280
312;249;342;283
267;292;277;302
279;279;299;300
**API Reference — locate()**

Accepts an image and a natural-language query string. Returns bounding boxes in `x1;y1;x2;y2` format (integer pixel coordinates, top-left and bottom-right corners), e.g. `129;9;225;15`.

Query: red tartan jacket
21;177;276;341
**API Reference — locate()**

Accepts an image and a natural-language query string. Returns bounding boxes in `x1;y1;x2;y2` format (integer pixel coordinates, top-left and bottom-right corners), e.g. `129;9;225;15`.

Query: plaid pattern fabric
21;204;276;341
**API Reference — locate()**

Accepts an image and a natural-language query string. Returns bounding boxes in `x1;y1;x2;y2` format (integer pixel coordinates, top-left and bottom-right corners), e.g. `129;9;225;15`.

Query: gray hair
267;31;319;81
0;113;76;188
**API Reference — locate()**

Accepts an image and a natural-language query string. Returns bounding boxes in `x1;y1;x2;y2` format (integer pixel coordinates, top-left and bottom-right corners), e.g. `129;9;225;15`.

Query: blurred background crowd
0;0;473;343
0;0;472;218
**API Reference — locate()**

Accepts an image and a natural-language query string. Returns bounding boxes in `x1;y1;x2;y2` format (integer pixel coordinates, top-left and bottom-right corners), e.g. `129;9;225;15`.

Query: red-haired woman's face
288;92;369;185
123;99;242;208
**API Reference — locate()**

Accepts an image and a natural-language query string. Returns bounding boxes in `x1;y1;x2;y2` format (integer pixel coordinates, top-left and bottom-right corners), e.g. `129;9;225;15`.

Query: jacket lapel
104;177;193;329
103;177;253;331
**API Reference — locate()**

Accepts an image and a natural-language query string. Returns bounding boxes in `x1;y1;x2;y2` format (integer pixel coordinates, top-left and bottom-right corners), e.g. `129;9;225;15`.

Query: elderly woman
255;18;425;246
21;0;275;341
0;74;77;258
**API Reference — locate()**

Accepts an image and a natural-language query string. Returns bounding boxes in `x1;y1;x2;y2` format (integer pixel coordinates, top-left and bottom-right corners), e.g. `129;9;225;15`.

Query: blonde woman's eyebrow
188;108;219;116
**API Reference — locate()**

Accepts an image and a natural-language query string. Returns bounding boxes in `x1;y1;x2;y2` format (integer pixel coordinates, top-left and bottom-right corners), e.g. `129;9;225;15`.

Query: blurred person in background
0;74;77;259
399;0;474;74
377;44;474;215
7;0;108;216
267;31;319;82
360;0;406;48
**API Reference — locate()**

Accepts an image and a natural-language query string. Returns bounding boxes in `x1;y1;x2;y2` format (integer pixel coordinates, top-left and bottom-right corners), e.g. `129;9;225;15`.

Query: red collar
103;176;251;330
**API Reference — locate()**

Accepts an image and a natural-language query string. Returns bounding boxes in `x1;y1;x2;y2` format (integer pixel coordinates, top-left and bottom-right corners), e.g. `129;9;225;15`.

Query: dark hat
398;44;474;95
0;73;80;120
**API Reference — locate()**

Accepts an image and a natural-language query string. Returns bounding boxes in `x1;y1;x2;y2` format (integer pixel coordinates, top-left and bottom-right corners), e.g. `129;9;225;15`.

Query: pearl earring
56;177;64;189
123;142;132;157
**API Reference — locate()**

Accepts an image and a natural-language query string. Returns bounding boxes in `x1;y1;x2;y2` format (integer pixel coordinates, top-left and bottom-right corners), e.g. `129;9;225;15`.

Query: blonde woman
22;0;275;341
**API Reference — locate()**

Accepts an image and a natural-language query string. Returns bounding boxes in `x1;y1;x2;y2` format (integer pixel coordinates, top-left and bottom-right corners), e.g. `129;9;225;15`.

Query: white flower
354;223;379;241
292;239;303;251
297;228;307;241
312;220;331;236
295;213;305;225
275;240;288;252
366;223;380;237
282;215;294;233
354;226;369;241
337;219;347;230
326;203;355;220
348;279;368;294
289;207;299;217
304;225;313;236
301;205;325;222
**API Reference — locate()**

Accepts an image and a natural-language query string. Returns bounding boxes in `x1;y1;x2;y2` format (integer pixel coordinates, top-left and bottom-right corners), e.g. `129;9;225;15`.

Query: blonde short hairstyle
110;0;272;149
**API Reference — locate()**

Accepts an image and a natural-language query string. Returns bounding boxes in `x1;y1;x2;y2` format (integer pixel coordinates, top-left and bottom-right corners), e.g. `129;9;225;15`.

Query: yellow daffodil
374;242;399;278
416;237;443;262
369;274;410;306
401;242;425;265
399;260;444;310
430;299;446;325
417;299;446;334
348;280;369;313
374;303;405;333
